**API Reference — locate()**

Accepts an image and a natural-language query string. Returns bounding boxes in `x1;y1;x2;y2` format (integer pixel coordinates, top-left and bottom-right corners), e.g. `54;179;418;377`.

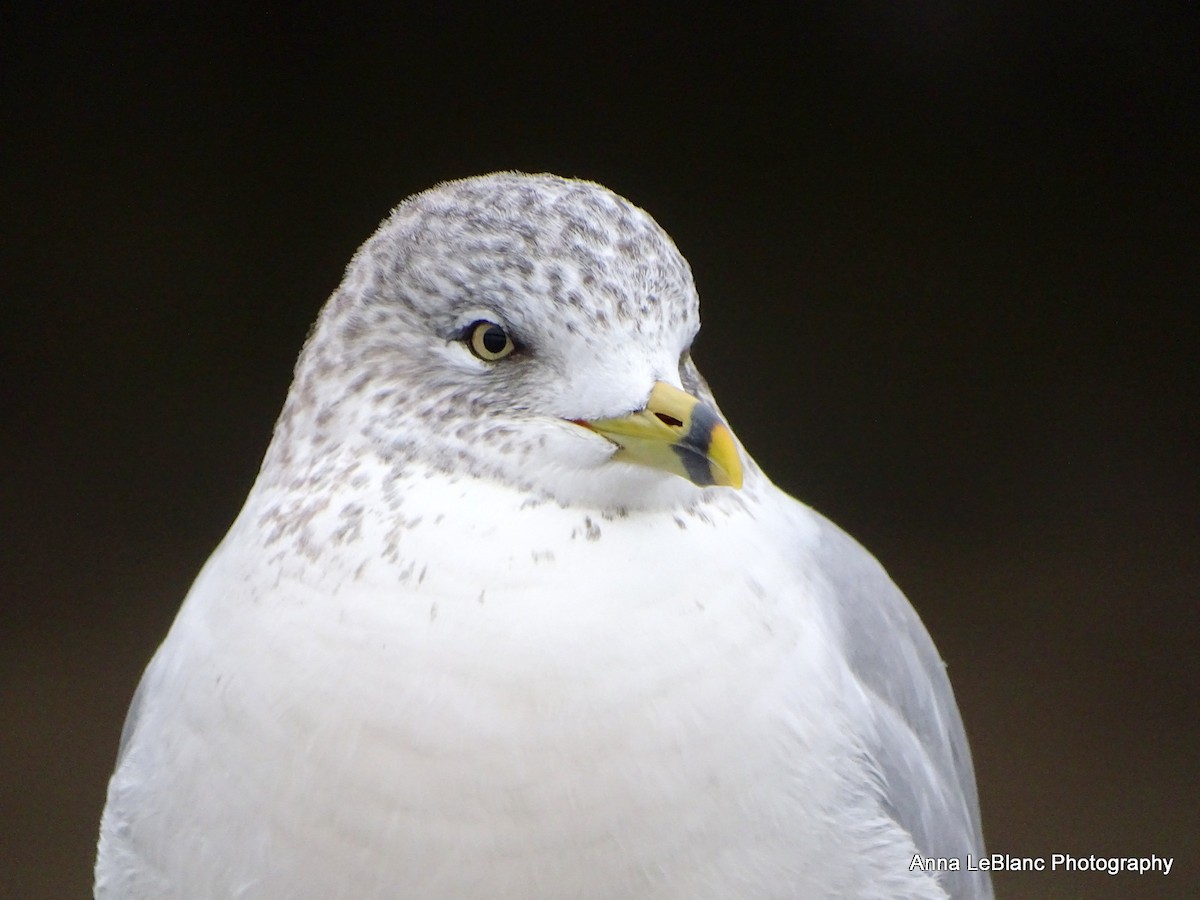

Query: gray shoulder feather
814;514;993;899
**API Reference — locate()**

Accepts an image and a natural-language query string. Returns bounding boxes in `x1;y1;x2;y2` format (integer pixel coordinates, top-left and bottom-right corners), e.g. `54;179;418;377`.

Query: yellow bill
577;381;743;489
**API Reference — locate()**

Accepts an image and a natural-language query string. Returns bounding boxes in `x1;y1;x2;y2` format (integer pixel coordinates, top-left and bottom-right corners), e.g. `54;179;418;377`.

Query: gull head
266;172;743;510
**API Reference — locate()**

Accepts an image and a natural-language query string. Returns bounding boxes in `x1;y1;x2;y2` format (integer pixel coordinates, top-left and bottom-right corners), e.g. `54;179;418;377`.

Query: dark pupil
481;326;508;353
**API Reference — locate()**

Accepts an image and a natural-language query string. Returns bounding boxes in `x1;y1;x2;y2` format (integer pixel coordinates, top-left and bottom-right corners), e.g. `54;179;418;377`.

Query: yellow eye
466;320;515;361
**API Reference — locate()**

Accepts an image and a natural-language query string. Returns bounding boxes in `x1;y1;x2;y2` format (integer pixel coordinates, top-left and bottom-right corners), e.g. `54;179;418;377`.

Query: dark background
3;4;1196;897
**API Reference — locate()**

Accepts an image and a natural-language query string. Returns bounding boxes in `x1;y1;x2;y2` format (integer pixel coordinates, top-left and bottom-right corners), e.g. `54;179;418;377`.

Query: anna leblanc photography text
909;852;1175;877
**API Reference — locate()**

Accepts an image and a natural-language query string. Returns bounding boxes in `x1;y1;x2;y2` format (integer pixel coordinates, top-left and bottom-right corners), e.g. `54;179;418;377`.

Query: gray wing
814;513;994;899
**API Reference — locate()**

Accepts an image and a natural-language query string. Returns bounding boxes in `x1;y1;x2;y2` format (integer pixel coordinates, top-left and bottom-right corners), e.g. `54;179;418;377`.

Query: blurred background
2;4;1195;897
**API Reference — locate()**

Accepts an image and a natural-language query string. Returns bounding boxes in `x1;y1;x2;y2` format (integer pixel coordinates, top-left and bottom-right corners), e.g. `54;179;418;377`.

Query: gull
96;172;992;898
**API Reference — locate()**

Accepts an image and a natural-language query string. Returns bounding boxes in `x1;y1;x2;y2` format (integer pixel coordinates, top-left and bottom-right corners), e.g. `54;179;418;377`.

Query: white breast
97;465;949;899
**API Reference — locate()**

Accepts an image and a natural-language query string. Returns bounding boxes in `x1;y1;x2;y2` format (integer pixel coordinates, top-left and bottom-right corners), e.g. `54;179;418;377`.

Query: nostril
655;413;683;427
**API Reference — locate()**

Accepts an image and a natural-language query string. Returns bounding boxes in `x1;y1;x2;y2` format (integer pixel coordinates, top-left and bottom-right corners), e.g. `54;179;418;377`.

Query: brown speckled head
260;172;747;511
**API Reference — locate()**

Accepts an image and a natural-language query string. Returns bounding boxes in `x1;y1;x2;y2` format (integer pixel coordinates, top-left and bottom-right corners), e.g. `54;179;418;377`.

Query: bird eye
466;320;516;361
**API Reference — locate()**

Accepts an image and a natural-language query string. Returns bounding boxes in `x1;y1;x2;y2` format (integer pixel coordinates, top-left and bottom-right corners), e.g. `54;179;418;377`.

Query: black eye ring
465;320;516;361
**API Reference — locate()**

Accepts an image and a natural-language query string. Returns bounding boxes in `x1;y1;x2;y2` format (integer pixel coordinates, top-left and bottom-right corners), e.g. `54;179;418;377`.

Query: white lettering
968;854;1045;871
926;851;1173;877
1049;853;1175;875
909;855;960;872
